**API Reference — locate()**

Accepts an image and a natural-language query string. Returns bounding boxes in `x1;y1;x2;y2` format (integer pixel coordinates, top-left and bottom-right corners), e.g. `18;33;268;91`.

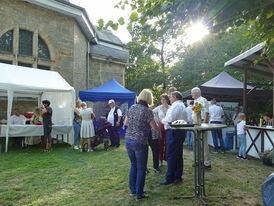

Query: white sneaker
74;145;79;150
87;148;94;152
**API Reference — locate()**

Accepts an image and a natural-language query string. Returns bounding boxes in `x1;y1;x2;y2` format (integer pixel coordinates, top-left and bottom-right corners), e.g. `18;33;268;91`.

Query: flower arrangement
192;102;203;113
192;102;203;125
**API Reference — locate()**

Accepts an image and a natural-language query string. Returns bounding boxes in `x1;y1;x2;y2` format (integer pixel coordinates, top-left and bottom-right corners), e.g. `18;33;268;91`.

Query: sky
70;0;132;43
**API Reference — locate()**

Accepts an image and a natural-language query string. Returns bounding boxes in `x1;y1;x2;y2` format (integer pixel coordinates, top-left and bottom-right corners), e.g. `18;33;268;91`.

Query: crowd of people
7;86;250;199
122;86;253;200
73;99;123;152
8;85;271;201
9;100;53;152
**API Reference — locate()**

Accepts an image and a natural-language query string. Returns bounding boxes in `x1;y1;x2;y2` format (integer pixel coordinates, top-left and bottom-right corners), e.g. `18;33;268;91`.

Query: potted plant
259;149;274;166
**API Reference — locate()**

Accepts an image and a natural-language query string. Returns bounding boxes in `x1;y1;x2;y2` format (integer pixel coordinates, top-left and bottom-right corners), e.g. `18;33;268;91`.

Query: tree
169;24;272;92
101;0;274;105
102;0;273;58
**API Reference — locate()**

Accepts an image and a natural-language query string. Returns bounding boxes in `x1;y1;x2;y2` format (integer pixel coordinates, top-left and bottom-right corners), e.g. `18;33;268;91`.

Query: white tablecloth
0;124;73;137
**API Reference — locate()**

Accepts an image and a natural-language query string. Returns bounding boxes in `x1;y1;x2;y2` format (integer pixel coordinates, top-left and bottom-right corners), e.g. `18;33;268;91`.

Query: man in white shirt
191;87;211;169
159;91;188;185
209;99;225;153
10;108;26;147
185;101;194;149
107;99;122;147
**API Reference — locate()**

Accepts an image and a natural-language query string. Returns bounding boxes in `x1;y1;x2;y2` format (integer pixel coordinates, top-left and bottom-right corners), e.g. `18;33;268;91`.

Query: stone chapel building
0;0;129;116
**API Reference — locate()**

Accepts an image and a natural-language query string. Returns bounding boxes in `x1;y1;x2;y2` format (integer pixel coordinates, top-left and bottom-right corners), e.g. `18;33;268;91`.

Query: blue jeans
125;138;148;199
210;121;224;151
238;134;246;158
166;130;185;182
73;121;81;145
187;131;193;149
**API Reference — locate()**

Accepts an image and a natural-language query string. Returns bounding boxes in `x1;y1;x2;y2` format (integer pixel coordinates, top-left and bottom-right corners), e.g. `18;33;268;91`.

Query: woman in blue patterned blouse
124;89;159;201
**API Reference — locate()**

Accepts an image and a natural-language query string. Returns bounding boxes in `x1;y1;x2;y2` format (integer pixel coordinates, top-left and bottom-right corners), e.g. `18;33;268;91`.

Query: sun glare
184;22;209;45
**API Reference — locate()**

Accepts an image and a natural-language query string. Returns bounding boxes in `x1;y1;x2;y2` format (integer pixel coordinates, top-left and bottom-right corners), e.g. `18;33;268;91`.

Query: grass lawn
0;138;273;206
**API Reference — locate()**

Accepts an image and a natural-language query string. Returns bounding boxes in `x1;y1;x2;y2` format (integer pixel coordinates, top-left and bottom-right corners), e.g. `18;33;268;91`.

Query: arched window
0;28;52;70
38;36;50;59
0;30;13;53
19;29;33;56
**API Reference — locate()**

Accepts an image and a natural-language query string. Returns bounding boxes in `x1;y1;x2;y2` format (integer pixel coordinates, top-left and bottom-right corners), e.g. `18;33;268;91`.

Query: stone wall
0;0;127;120
88;58;126;118
73;23;88;96
0;0;88;93
89;58;125;88
0;0;89;118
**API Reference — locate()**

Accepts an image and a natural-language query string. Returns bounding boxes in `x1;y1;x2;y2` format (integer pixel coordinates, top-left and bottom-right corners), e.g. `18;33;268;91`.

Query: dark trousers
109;126;120;146
43;125;52;145
148;133;160;170
12;137;24;147
165;130;185;182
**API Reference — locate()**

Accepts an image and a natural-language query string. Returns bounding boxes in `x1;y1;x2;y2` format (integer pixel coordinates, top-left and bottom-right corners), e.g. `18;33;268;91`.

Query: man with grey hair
209;99;225;153
191;87;211;169
159;91;188;185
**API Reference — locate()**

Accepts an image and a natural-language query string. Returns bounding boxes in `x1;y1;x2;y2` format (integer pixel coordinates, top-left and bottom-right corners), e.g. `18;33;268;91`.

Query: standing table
170;123;227;206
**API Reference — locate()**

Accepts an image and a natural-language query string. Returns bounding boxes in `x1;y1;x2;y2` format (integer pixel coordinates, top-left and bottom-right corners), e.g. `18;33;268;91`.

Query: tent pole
264;59;274;128
5;90;14;152
243;68;247;115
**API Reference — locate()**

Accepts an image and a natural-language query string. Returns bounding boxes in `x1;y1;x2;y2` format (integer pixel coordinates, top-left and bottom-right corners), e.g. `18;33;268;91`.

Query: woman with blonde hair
124;89;159;200
237;113;247;160
79;102;95;152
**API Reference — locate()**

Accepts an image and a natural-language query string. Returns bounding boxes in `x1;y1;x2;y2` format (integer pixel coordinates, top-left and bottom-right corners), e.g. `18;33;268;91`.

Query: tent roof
201;71;253;89
79;78;136;102
0;63;74;93
224;42;272;79
182;71;269;101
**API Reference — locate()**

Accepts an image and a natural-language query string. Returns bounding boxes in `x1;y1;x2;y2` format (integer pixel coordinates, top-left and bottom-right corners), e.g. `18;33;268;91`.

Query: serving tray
169;123;195;127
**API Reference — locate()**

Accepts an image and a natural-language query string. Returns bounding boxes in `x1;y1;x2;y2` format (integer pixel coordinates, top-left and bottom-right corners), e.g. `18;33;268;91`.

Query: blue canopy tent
79;78;136;106
79;78;136;136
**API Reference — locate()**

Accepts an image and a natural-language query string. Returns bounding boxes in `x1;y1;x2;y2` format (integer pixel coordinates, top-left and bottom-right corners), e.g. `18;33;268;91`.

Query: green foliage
97;19;104;30
169;25;252;92
129;11;138;22
118;17;125;25
115;0;274;58
109;0;274;109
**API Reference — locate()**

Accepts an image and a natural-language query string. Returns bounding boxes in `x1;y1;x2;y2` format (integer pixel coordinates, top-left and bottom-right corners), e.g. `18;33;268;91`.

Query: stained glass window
0;30;13;53
38;36;50;59
19;29;33;56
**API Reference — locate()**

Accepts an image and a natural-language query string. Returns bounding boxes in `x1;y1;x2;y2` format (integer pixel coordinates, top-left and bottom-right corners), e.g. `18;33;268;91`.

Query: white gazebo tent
224;42;274;158
0;63;75;152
